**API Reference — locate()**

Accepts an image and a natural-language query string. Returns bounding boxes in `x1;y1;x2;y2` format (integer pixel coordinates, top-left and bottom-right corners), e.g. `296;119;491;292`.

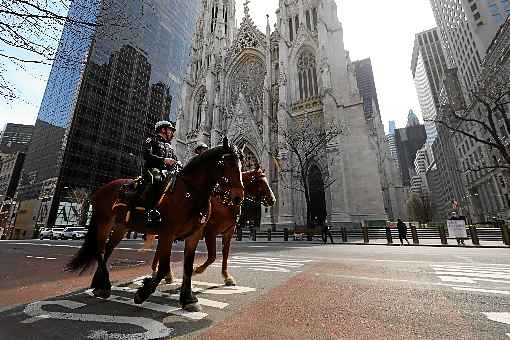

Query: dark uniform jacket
143;135;178;174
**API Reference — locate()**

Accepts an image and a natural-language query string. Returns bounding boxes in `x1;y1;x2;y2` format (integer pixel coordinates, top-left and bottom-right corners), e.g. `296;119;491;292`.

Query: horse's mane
181;145;240;175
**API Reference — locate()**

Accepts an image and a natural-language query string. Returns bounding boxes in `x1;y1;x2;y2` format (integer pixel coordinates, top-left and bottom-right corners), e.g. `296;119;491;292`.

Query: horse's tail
143;234;156;251
65;210;100;274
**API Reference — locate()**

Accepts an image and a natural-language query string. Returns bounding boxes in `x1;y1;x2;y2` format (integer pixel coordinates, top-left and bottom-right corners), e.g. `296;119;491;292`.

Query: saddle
113;175;178;224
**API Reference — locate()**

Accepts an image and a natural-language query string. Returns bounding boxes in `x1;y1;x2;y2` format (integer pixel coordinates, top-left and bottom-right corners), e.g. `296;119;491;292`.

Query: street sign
447;219;467;238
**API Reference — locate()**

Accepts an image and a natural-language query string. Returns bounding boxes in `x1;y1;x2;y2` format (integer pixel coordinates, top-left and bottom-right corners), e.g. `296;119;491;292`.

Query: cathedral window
312;8;318;32
297;51;318;101
223;6;228;35
195;103;201;130
288;18;294;41
194;89;206;130
211;4;218;33
294;15;299;35
306;10;311;31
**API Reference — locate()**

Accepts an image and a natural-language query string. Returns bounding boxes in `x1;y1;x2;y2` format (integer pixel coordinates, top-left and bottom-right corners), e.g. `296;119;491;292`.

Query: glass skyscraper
18;0;200;228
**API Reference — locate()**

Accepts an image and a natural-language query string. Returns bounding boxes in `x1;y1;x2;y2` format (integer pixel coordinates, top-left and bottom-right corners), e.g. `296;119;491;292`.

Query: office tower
429;0;509;93
353;58;380;116
395;125;427;186
410;144;433;194
411;28;448;144
17;1;201;229
388;120;396;135
0;124;33;154
406;110;421;127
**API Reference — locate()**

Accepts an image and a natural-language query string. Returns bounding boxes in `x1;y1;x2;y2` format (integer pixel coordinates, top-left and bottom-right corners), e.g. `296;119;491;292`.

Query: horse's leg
150;239;174;282
164;241;174;283
105;226;126;262
134;232;171;304
180;229;202;312
151;243;160;277
221;226;236;286
193;227;216;275
91;220;114;299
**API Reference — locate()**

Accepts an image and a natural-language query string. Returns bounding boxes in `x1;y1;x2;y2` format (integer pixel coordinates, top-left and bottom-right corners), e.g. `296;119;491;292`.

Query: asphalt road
0;239;509;339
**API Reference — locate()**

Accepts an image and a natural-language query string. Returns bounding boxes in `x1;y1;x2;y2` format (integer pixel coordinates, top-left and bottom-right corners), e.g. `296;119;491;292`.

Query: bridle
212;153;244;207
239;170;273;207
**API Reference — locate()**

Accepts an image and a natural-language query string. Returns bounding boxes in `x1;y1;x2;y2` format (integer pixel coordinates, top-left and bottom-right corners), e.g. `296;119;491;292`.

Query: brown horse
151;166;276;286
66;138;244;312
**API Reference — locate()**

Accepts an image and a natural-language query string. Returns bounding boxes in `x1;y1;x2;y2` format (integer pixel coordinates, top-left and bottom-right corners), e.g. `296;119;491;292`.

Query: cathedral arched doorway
308;165;327;226
238;146;261;231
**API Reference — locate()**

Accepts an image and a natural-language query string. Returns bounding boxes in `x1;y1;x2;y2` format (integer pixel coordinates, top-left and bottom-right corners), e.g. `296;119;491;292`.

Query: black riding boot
142;183;161;228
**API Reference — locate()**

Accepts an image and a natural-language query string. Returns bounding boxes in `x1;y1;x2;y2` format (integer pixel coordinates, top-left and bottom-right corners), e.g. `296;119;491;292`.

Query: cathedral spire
243;0;251;17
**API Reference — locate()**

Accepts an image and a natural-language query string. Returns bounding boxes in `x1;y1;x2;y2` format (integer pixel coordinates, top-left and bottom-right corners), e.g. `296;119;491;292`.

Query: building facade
395;124;427;187
0;123;33;154
429;0;509;93
411;28;448;144
352;58;380;116
410;144;433;194
176;0;388;229
430;0;510;221
17;0;201;229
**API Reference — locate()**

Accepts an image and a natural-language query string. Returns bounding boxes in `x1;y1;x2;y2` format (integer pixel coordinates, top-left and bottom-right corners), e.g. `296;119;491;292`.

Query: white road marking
22;300;174;340
483;313;510;338
108;286;230;309
209;255;312;273
453;287;510;295
130;277;256;296
6;242;207;254
432;264;510;296
25;255;57;261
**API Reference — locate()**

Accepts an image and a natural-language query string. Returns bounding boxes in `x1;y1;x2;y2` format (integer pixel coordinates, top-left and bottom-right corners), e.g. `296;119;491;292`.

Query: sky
0;0;437;133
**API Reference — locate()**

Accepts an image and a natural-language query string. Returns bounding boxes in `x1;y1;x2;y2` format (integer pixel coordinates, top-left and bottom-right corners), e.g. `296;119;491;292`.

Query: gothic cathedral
175;0;389;229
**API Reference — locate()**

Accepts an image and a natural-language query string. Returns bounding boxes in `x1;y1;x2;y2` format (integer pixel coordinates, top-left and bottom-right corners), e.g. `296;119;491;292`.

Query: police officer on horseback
194;142;209;155
143;120;180;227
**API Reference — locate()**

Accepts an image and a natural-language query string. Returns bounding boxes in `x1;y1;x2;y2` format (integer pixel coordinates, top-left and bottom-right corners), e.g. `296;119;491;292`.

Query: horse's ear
223;137;229;149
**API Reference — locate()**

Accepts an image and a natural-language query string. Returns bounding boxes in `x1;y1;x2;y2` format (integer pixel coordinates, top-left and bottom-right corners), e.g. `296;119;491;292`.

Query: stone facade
175;0;387;229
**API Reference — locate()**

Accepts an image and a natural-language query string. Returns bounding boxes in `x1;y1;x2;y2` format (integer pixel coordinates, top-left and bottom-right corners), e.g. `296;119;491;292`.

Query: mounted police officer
143;120;180;227
194;142;209;155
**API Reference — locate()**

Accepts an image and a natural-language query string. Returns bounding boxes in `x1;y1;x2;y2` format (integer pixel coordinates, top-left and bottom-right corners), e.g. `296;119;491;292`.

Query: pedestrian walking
321;222;334;244
397;219;410;245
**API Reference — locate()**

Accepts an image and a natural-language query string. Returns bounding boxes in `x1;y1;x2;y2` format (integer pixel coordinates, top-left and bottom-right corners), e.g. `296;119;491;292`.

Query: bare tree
275;116;344;225
432;46;510;175
68;187;90;227
0;0;149;100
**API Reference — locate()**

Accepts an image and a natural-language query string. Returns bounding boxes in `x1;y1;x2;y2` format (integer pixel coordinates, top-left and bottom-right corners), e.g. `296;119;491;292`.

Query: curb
231;240;510;249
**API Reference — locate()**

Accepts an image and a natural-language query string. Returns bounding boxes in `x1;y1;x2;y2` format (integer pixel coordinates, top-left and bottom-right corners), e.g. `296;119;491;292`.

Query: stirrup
146;209;161;227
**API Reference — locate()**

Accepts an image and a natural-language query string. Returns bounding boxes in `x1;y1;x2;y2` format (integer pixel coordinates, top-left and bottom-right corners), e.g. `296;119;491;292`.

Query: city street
0;239;509;339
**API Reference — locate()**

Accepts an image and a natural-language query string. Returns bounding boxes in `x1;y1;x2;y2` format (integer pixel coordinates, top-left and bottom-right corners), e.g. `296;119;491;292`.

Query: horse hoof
92;288;111;299
151;271;157;278
182;303;201;312
193;267;204;275
164;276;174;284
224;277;236;286
134;292;146;305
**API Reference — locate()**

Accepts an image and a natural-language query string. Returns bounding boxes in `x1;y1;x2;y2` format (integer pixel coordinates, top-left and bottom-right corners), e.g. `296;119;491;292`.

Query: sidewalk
230;236;510;248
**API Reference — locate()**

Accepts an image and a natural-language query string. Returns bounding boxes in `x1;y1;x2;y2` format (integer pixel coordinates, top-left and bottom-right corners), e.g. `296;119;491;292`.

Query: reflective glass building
18;0;200;228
